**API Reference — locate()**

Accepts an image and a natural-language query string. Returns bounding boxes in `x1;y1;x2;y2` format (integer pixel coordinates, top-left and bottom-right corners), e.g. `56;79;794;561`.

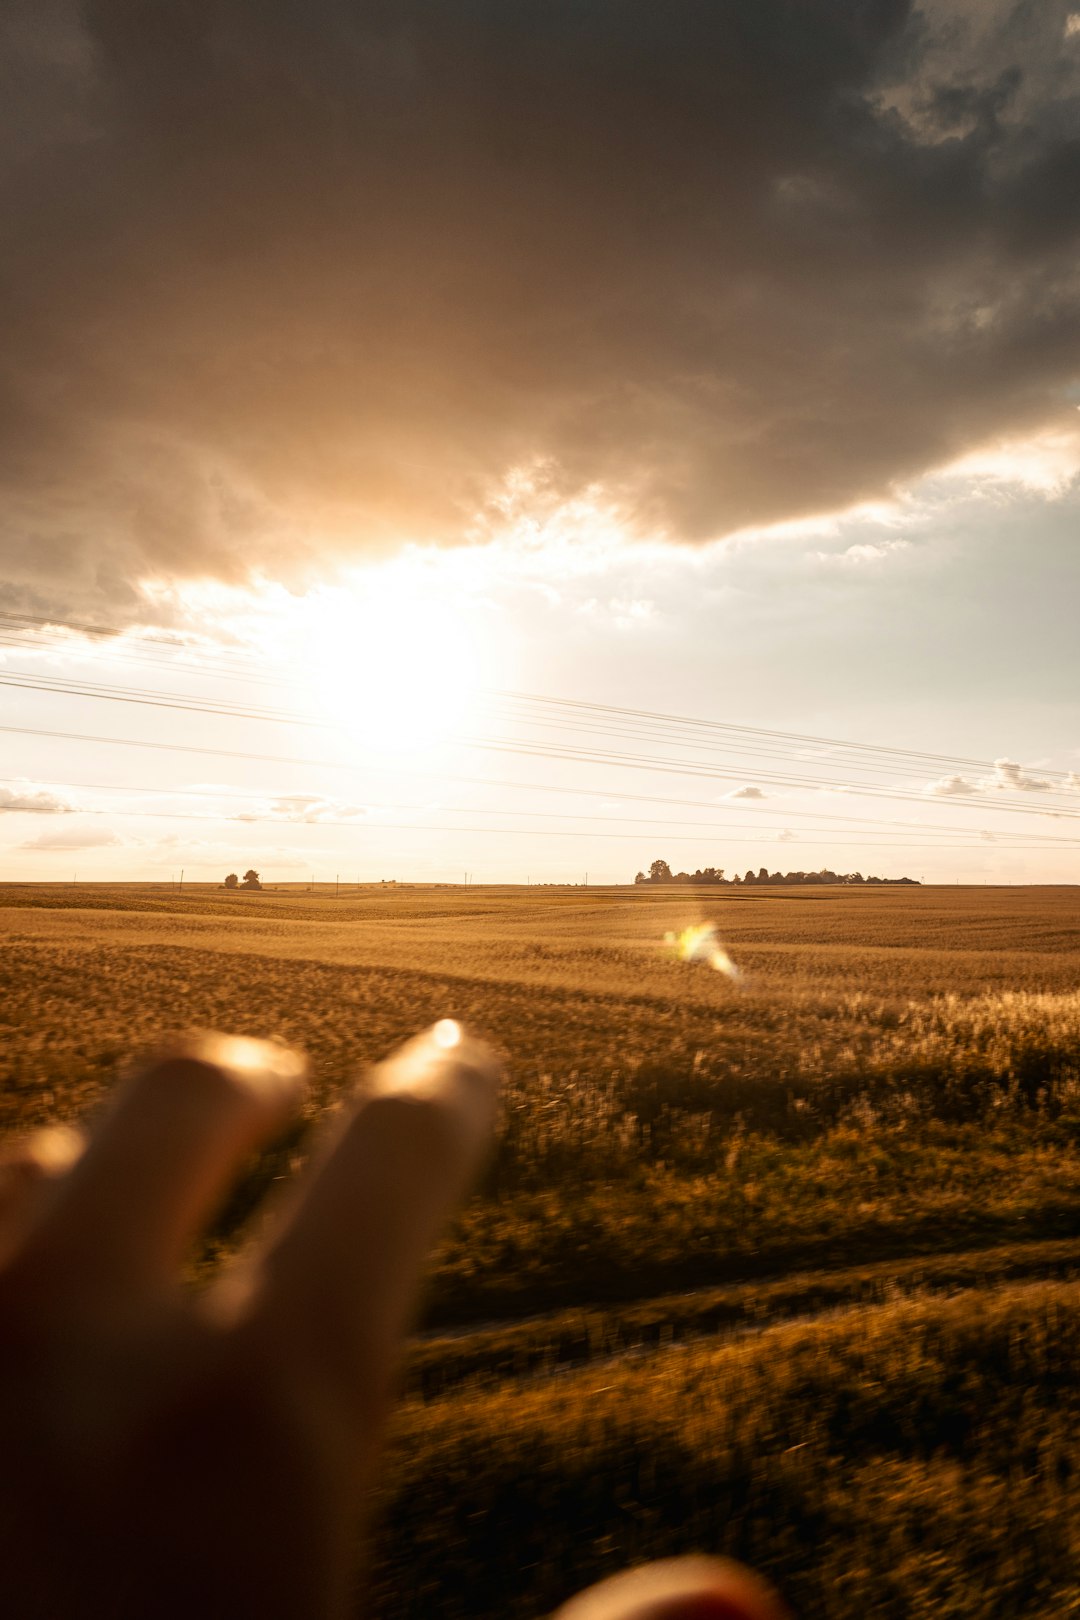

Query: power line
0;611;269;673
5;671;1078;821
0;671;312;726
11;799;1060;851
495;689;1080;783
5;725;1079;849
483;706;1033;794
6;773;1064;847
0;619;1036;808
5;608;1076;785
3;612;1077;864
0;632;286;694
486;699;1072;796
455;734;1080;820
8;771;1080;848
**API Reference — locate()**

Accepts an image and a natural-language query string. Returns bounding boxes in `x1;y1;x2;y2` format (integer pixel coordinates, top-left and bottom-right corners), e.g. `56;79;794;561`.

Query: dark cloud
2;0;1080;608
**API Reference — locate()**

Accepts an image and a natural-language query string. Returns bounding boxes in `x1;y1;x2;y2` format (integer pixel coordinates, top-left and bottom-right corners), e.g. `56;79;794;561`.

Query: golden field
3;881;1080;1616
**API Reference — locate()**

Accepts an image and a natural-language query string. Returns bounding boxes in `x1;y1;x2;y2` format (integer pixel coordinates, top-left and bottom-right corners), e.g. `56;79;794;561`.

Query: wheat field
3;881;1080;1616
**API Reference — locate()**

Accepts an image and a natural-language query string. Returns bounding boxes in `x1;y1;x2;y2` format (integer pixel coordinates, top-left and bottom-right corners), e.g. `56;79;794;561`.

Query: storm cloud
3;0;1080;608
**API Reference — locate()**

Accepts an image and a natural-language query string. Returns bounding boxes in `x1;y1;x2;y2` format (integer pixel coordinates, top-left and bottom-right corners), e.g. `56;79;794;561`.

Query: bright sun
302;581;481;757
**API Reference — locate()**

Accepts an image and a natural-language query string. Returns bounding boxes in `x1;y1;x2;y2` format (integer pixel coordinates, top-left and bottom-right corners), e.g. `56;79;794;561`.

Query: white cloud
0;784;73;814
235;795;369;825
21;826;120;851
610;597;655;630
1066;13;1080;39
986;758;1053;793
777;829;797;843
728;786;767;800
939;428;1080;496
928;759;1056;797
816;538;912;565
573;594;656;629
928;774;978;797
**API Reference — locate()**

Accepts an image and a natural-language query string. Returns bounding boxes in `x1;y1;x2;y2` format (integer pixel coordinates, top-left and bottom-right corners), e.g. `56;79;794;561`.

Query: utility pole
179;869;184;893
335;873;340;899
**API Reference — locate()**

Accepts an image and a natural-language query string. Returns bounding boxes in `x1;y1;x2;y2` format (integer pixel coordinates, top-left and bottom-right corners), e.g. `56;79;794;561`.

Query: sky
1;0;1079;884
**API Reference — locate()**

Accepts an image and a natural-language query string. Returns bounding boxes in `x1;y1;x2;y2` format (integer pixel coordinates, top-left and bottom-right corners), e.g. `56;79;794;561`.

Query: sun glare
302;581;482;757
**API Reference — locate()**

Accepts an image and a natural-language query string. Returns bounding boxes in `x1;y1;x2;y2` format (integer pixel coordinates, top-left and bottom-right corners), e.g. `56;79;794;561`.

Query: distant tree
223;873;239;889
743;869;756;885
241;869;262;890
634;871;647;885
757;866;769;884
649;859;673;883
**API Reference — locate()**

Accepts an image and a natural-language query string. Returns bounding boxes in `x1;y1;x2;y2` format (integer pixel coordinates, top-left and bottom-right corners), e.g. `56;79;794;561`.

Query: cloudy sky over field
2;1;1079;882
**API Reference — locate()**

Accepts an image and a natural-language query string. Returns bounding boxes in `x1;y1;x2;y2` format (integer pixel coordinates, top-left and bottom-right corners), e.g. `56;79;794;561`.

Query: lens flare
432;1018;463;1049
663;922;742;981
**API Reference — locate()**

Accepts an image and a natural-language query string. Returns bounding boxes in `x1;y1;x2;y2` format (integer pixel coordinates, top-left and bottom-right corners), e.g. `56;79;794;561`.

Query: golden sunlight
302;580;482;757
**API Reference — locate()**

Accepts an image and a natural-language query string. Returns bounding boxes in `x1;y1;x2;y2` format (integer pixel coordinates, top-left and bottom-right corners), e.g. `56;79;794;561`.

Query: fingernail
10;1124;86;1179
370;1025;502;1132
432;1018;463;1049
180;1034;309;1107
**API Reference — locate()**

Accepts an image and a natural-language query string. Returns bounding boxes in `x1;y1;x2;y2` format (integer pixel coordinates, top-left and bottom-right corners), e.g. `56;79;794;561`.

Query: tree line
634;860;918;886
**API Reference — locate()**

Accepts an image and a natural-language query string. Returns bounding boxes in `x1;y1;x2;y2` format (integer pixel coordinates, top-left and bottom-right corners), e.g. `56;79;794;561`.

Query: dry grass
376;1279;1080;1619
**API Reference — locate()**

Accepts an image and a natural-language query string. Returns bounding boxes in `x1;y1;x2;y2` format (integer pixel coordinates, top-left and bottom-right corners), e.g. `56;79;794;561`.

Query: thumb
552;1557;791;1620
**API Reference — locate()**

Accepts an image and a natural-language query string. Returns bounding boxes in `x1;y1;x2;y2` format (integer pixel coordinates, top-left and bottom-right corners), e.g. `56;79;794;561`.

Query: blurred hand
0;1022;499;1618
0;1023;787;1620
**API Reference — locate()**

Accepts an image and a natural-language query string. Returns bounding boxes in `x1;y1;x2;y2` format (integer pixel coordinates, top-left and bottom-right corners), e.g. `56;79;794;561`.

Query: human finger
244;1020;500;1433
7;1034;307;1304
553;1557;791;1620
0;1126;86;1266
